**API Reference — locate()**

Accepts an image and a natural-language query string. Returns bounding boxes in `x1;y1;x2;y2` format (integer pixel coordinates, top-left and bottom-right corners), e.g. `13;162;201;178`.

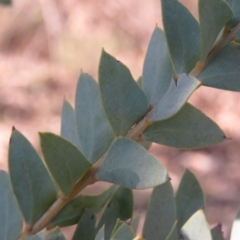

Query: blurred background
0;0;240;239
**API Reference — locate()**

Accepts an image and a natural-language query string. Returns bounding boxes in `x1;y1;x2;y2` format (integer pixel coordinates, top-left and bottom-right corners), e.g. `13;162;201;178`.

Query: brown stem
28;108;153;235
190;22;240;77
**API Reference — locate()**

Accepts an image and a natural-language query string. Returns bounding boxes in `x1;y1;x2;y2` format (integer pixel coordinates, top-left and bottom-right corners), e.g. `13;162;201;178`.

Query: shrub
1;0;240;239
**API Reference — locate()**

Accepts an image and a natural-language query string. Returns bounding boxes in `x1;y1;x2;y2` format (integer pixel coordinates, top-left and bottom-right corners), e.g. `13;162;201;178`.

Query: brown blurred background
0;0;240;239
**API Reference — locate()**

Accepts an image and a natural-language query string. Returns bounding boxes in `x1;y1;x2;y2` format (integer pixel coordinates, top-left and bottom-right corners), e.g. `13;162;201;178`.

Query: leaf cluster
1;0;240;239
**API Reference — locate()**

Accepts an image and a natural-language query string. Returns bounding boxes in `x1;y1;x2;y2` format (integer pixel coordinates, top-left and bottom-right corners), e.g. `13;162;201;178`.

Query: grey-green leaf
75;73;114;163
97;187;133;240
0;170;22;240
161;0;201;74
181;210;211;240
176;170;204;232
72;209;96;240
139;140;152;150
25;231;45;240
9;130;57;225
131;215;140;234
40;133;91;196
211;224;224;240
199;0;233;61
226;0;240;28
61;100;81;150
143;103;225;149
151;73;200;122
95;228;104;240
50;185;117;227
111;223;134;240
199;43;240;91
142;27;173;106
0;0;11;5
111;219;125;237
143;181;176;240
45;228;66;240
99;50;149;136
96;138;168;189
166;221;178;240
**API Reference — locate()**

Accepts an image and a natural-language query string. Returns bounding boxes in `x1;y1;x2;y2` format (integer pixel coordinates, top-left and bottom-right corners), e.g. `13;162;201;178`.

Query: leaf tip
223;135;232;140
12;126;16;132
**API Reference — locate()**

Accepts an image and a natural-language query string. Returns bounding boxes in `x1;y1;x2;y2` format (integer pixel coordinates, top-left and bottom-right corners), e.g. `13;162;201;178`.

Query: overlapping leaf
99;50;149;136
176;170;204;232
50;185;117;227
75;73;114;163
40;133;91;196
131;215;140;234
143;181;176;240
166;221;178;240
96;138;168;189
72;209;96;240
97;187;133;240
45;228;66;240
25;232;45;240
161;0;201;74
142;27;173;106
151;73;200;122
211;224;224;240
95;228;104;240
199;0;233;61
226;0;240;28
111;223;134;240
181;210;211;240
143;103;225;149
0;170;22;240
199;43;240;91
9;130;57;224
61;100;81;150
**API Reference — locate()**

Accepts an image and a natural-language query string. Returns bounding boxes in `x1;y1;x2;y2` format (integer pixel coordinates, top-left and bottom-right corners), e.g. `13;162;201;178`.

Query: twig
190;22;240;77
28;108;153;235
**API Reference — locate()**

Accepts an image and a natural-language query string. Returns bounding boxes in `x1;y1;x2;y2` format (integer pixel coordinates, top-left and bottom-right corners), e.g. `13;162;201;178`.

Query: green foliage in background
1;0;240;239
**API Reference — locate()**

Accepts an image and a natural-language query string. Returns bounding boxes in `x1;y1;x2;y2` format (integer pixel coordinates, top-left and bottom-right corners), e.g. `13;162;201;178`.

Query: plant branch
190;22;240;77
28;108;153;235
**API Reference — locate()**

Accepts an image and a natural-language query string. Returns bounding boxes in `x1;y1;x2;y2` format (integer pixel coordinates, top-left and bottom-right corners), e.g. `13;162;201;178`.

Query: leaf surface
72;209;96;240
161;0;201;74
181;210;211;240
143;103;225;149
151;73;200;122
142;27;173;106
9;130;57;224
97;187;133;240
0;0;11;5
61;100;81;150
40;133;91;196
25;232;45;240
99;50;149;136
0;170;22;240
199;0;233;61
75;73;114;163
111;223;134;240
143;181;176;240
211;224;224;240
199;43;240;91
226;0;240;28
176;170;204;232
45;228;66;240
96;138;168;189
